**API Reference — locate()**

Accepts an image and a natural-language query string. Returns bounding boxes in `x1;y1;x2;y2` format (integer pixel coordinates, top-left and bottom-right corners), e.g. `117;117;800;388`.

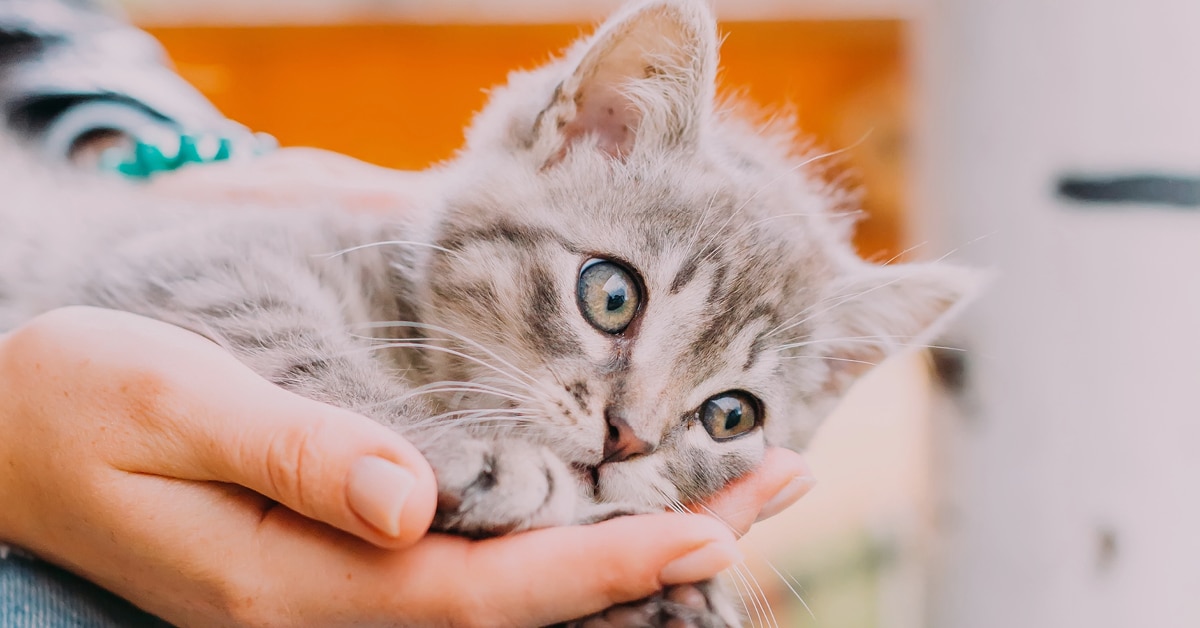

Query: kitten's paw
430;438;580;536
564;580;741;628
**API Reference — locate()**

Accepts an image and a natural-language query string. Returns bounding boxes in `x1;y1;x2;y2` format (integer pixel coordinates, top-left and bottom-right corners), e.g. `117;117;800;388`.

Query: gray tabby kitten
0;0;978;625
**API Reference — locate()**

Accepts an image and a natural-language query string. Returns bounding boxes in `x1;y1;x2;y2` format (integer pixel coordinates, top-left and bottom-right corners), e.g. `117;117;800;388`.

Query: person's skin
0;305;814;627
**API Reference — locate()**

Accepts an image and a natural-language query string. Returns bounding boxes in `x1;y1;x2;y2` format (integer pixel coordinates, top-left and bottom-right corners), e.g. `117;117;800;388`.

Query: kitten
0;0;979;625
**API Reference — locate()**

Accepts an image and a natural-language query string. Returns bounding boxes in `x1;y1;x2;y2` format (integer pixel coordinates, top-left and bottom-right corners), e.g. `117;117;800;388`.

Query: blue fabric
0;551;171;627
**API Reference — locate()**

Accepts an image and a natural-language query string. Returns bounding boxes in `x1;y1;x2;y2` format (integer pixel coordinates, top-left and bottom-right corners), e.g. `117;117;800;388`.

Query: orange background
148;21;905;256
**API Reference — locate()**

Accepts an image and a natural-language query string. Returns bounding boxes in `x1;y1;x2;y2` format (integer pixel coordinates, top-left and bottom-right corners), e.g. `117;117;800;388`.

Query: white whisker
361;340;535;390
361;320;543;387
762;559;816;622
316;239;452;259
779;355;878;366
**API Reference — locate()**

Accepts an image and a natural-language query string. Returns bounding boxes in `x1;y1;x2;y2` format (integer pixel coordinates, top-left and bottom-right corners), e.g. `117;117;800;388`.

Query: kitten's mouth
573;463;601;498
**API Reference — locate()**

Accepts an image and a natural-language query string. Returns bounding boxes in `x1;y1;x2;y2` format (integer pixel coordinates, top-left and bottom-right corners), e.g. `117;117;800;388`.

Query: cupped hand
0;307;810;627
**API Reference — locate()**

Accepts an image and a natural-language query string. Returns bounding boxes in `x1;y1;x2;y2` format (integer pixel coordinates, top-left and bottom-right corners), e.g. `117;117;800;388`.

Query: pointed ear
531;0;718;163
812;262;984;395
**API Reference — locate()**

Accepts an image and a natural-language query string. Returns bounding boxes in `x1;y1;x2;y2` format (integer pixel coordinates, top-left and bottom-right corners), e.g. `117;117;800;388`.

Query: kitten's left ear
812;262;984;396
532;0;718;163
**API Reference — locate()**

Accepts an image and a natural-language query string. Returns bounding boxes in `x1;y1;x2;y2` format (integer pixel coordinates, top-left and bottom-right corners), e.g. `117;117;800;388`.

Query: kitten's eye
577;258;641;334
699;391;761;440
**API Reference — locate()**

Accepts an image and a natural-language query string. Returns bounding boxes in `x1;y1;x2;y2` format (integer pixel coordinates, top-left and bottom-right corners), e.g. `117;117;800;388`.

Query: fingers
162;342;439;549
206;390;440;549
272;512;742;627
448;514;738;626
696;447;815;535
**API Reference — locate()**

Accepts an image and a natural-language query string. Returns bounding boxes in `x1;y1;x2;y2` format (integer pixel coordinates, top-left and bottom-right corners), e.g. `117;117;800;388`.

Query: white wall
914;1;1200;626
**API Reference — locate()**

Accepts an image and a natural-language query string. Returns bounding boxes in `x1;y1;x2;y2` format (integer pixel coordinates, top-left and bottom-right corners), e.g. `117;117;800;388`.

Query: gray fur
0;1;979;624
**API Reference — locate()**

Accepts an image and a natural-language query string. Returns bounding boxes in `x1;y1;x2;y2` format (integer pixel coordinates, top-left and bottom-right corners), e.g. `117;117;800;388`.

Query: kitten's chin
587;462;676;509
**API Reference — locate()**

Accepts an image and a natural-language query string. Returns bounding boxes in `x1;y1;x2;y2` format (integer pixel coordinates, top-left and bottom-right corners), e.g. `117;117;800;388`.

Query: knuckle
208;566;286;628
449;593;508;628
3;309;76;369
221;593;284;628
260;417;332;515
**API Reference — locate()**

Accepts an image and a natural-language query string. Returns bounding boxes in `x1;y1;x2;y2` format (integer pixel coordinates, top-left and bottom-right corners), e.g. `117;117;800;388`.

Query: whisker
876;239;930;266
704;130;875;254
767;270;912;343
743;209;863;231
729;563;770;628
358;340;535;390
773;335;969;354
762;559;816;622
778;355;878;366
403;379;536;403
360;320;543;387
316;239;453;259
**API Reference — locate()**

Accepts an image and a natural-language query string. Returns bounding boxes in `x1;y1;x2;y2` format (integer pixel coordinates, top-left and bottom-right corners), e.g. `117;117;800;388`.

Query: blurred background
116;0;1200;626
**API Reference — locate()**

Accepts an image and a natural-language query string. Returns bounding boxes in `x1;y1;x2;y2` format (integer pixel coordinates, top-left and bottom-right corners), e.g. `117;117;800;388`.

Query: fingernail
659;542;743;584
347;456;415;537
755;475;817;523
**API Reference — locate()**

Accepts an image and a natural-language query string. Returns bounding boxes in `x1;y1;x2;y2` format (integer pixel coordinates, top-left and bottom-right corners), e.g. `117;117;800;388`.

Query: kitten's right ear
811;261;984;398
530;0;718;165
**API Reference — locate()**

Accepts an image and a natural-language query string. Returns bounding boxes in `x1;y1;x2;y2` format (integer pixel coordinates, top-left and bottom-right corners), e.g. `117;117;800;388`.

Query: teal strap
102;132;276;179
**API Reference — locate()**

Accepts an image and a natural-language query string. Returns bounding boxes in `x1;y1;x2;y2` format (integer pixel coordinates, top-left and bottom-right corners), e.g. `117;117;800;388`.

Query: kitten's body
0;1;977;624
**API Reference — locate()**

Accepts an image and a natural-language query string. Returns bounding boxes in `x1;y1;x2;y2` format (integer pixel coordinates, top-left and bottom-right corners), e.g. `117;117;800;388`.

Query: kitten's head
411;0;978;506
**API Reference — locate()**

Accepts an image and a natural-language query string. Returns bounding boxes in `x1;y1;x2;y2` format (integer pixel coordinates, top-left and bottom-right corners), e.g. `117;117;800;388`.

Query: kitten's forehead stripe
702;260;729;307
439;218;575;254
668;254;699;295
743;333;769;372
432;282;499;317
524;263;583;358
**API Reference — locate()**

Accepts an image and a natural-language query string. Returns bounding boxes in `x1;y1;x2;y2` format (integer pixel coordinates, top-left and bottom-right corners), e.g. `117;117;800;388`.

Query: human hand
0;307;807;627
699;446;815;535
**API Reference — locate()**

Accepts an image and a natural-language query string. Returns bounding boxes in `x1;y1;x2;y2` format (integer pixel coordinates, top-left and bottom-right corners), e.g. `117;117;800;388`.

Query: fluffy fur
0;1;978;624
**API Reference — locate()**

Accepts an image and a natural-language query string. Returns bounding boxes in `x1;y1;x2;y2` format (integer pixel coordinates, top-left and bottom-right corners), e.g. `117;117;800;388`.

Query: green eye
577;258;641;334
699;392;761;440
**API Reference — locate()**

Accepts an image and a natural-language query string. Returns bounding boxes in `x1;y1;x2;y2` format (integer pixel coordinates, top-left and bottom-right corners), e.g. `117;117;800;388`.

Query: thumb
14;307;438;549
156;344;439;549
203;381;438;548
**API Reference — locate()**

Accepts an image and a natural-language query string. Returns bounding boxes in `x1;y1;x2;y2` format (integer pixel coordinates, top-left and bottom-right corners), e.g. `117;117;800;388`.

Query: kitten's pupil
604;282;626;312
723;408;742;432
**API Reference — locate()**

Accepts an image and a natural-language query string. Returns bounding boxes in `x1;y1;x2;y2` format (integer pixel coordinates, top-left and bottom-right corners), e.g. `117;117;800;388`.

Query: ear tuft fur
812;262;986;394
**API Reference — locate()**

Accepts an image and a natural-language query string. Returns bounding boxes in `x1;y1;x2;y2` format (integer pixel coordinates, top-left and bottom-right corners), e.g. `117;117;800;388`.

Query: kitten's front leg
415;435;584;537
562;579;743;628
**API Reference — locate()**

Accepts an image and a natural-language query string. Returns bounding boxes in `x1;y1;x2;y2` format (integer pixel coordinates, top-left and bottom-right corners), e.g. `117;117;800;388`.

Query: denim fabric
0;551;171;627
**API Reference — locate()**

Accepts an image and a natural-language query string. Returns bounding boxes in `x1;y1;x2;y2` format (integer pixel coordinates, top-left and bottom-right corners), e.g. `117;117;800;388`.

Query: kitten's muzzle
572;463;601;498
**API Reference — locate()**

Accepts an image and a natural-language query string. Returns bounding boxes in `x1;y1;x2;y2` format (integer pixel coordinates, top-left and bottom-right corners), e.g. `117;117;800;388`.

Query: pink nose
603;408;656;462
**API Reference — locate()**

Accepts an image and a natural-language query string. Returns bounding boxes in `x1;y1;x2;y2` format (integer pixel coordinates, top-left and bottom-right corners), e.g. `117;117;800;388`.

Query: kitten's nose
603;407;656;462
